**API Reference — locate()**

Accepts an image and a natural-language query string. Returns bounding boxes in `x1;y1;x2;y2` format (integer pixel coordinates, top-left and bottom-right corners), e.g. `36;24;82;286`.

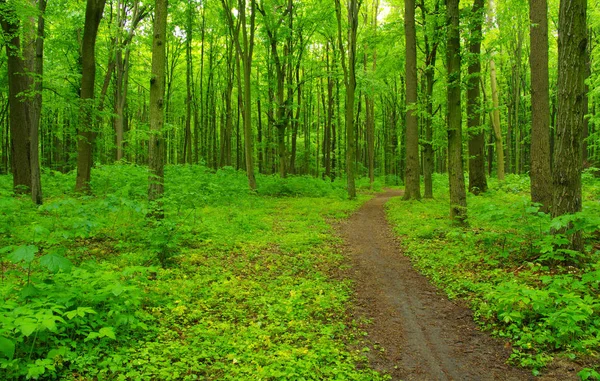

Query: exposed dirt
339;190;579;381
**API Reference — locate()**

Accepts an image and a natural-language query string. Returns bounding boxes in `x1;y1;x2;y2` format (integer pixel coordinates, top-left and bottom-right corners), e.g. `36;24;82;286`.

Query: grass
0;165;388;380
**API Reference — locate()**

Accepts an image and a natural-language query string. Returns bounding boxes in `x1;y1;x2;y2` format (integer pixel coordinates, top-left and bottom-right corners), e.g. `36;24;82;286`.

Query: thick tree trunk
404;0;421;200
467;0;487;195
76;0;107;192
552;0;587;250
1;0;45;203
148;0;168;217
529;0;552;212
446;0;467;222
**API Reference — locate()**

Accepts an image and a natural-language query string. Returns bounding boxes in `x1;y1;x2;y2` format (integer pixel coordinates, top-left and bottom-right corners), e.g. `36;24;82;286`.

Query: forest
1;0;600;379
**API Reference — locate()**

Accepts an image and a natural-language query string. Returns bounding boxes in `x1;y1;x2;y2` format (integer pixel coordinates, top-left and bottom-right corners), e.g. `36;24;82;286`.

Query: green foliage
386;174;600;372
0;165;386;380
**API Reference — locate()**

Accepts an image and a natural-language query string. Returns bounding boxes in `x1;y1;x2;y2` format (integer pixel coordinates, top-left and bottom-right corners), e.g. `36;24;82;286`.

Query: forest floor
339;189;577;381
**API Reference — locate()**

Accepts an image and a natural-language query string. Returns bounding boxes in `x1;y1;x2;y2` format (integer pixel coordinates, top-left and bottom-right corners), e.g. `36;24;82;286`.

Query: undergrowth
0;165;386;380
386;173;600;378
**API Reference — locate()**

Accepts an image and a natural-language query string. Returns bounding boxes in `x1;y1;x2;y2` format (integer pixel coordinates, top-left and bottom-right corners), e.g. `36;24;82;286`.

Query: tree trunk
404;0;421;200
335;0;360;199
552;0;587;250
467;0;487;195
76;0;107;192
183;1;194;164
446;0;467;222
489;59;505;180
529;0;552;212
148;0;167;217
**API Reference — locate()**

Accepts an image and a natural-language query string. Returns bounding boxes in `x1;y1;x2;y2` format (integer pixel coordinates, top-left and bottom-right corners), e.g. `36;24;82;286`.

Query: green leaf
19;323;38;337
40;252;73;273
99;327;116;340
111;283;124;296
20;284;39;299
0;337;15;359
8;245;37;264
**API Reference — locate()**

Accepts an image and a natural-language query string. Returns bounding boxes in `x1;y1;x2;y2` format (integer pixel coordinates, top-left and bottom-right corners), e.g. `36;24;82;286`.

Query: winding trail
340;190;538;381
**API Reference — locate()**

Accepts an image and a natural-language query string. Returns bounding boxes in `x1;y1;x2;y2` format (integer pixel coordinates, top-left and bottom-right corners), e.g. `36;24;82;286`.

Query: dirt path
340;190;543;381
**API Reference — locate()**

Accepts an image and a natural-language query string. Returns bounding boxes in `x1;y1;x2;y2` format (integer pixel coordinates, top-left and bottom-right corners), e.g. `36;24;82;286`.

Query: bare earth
339;190;578;381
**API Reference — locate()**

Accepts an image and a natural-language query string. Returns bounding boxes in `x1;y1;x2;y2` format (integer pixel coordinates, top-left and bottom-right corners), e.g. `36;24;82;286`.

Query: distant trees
0;0;594;245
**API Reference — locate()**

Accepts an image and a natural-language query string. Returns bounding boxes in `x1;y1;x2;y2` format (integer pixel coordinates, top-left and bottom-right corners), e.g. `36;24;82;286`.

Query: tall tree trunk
552;0;587;250
467;0;487;194
404;0;421;200
183;0;193;164
221;0;257;189
420;0;439;198
529;0;552;212
76;0;107;192
489;59;505;180
446;0;467;222
148;0;168;217
1;1;34;198
335;0;360;200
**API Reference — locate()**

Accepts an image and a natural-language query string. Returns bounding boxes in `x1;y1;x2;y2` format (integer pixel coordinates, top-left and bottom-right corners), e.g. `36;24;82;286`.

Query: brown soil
339;190;579;381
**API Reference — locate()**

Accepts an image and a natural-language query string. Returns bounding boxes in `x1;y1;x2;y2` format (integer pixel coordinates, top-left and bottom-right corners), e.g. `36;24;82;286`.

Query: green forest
1;0;600;379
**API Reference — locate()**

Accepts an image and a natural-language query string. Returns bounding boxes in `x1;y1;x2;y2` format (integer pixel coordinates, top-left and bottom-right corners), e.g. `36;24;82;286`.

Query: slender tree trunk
183;1;193;164
420;0;438;198
76;0;107;192
467;0;487;194
148;0;168;217
529;0;552;212
446;0;467;222
335;0;360;199
552;0;587;250
404;0;421;200
490;59;505;180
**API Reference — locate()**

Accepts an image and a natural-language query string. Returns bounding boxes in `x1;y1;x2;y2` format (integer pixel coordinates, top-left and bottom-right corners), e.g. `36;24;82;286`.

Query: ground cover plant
386;173;600;378
0;165;387;380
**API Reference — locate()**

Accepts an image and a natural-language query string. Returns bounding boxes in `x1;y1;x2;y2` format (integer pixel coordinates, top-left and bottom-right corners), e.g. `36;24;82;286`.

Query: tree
553;0;587;250
403;0;420;200
335;0;361;200
148;0;168;217
75;0;107;192
0;0;45;204
489;59;505;180
446;0;467;222
222;0;258;190
467;0;487;195
529;0;552;212
419;0;440;199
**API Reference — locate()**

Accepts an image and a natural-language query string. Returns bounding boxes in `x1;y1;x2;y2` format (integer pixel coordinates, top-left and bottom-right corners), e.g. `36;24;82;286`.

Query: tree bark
148;0;168;217
489;59;505;180
404;0;421;200
552;0;587;250
335;0;360;200
529;0;552;212
75;0;107;192
467;0;487;194
446;0;467;222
